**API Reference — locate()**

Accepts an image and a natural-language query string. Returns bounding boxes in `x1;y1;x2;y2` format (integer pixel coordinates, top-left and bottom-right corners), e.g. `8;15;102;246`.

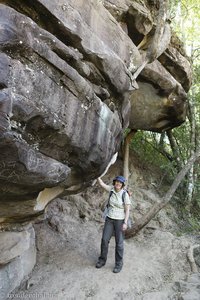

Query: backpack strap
122;190;127;204
107;189;128;207
107;190;113;207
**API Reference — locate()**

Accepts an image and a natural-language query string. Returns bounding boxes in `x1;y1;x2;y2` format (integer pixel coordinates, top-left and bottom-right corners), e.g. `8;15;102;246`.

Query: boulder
0;226;36;299
104;0;192;132
104;0;153;37
0;1;137;221
129;65;187;131
0;231;30;265
159;45;192;92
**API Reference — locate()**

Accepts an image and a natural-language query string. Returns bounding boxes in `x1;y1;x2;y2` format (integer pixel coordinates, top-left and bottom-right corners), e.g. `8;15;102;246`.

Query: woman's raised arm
97;177;111;192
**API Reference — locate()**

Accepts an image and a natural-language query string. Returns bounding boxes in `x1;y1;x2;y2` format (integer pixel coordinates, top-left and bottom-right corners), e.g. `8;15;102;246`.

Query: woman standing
96;176;131;273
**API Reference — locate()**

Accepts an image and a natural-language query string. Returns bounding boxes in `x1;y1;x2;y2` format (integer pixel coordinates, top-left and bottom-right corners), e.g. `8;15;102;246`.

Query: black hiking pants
98;216;124;267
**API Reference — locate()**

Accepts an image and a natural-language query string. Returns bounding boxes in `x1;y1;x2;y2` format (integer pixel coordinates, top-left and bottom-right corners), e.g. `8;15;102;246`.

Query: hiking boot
95;261;105;268
113;265;122;273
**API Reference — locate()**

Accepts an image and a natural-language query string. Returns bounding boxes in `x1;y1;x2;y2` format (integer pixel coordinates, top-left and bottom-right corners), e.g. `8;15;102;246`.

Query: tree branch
125;148;200;238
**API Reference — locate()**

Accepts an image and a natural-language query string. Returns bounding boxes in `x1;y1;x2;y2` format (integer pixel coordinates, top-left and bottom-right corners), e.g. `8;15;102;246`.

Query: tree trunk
125;149;200;238
186;43;197;213
123;130;137;186
166;130;182;172
159;132;165;148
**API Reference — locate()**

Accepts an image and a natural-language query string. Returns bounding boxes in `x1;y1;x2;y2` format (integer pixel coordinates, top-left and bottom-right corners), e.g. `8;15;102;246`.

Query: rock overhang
0;0;192;222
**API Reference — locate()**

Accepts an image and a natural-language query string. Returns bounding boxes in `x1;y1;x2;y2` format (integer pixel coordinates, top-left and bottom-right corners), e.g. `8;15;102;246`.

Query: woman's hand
122;223;127;231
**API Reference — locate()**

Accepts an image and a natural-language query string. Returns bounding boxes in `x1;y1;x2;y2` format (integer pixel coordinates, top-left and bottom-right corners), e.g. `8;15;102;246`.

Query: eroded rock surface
0;0;139;221
0;0;192;223
0;226;36;299
0;231;30;265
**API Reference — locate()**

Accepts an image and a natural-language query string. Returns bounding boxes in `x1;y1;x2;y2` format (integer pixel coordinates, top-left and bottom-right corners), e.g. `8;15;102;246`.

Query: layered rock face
0;0;192;223
0;225;36;299
104;0;192;131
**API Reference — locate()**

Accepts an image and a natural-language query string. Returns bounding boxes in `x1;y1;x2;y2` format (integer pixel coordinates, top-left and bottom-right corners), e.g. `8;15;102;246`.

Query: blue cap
113;176;126;184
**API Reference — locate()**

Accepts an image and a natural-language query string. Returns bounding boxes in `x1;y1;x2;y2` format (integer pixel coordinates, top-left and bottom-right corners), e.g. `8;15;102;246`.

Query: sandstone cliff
0;0;192;224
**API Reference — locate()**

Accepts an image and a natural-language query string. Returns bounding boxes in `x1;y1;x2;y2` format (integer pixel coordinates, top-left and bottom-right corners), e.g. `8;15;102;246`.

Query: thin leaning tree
124;148;200;238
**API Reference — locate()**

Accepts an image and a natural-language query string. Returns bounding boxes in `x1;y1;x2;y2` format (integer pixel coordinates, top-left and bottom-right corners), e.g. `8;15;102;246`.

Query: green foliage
179;216;200;234
170;0;200;214
171;122;190;163
170;0;200;62
130;131;176;180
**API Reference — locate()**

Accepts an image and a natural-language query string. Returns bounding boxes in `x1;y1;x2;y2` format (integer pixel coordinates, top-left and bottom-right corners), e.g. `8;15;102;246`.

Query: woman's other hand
122;223;127;231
